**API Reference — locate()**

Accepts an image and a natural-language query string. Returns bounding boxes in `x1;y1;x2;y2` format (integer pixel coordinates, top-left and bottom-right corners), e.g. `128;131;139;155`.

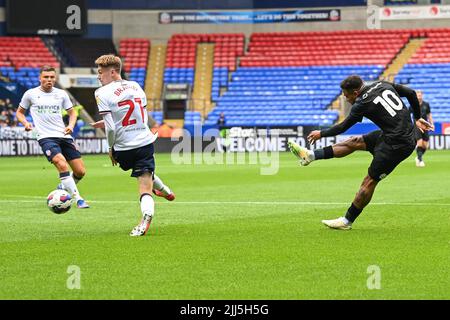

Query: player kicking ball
288;75;433;230
94;54;174;236
90;119;175;201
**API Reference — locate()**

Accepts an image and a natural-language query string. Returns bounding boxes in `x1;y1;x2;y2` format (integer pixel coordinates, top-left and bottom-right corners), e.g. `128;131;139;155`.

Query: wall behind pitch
106;8;450;42
87;0;367;10
109;7;368;42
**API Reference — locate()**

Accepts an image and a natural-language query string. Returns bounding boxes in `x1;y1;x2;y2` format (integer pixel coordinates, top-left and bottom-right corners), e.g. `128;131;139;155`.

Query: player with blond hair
94;54;174;236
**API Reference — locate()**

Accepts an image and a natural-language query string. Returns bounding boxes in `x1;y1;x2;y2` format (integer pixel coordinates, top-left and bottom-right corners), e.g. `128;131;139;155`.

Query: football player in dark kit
414;90;434;167
288;75;434;230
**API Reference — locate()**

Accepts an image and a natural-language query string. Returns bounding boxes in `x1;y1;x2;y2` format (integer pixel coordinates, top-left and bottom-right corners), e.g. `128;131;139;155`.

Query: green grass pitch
0;151;449;299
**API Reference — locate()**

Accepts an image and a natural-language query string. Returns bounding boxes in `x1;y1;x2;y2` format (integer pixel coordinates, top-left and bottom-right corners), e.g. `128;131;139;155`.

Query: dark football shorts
362;130;415;181
414;126;430;142
112;143;155;178
38;138;81;162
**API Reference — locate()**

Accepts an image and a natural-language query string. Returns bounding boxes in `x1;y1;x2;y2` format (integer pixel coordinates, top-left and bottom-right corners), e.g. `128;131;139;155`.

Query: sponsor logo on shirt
35;105;62;114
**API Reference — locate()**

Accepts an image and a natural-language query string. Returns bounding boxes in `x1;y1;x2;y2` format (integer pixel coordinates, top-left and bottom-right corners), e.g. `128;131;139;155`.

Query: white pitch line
0;198;449;206
2;195;43;199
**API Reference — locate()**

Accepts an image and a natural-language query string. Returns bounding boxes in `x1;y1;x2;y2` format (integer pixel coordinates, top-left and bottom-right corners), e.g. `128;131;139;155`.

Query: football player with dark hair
288;75;433;230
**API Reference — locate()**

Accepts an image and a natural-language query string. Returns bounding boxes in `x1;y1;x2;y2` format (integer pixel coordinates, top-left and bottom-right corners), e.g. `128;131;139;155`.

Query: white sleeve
62;91;73;110
102;112;116;149
19;90;32;110
95;91;111;114
141;88;147;107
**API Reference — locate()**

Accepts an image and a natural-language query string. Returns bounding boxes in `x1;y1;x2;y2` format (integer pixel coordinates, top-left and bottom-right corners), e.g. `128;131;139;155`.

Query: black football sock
344;203;363;223
313;146;334;160
72;173;83;184
416;147;425;161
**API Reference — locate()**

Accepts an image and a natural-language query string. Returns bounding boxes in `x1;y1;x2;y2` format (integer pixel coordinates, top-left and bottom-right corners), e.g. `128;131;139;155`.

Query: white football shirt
95;80;156;151
19;87;73;140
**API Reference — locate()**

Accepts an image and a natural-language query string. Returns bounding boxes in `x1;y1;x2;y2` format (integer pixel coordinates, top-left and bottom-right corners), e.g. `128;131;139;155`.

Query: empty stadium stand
2;28;450;133
204;30;410;128
165;33;244;81
0;37;59;89
164;33;245;122
150;110;202;127
150;111;163;125
396;30;450;125
119;38;150;88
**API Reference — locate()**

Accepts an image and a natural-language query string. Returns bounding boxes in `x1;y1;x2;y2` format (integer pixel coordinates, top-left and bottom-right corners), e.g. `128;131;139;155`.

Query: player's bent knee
74;168;86;178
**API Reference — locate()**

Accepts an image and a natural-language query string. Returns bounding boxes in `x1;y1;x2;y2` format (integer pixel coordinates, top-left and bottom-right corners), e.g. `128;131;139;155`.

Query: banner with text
1;126;450;156
380;5;450;20
0;139;109;157
216;126;450;152
159;10;340;24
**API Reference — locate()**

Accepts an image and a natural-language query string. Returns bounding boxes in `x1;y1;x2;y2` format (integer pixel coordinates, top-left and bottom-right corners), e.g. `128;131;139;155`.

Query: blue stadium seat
206;65;382;126
395;62;450;121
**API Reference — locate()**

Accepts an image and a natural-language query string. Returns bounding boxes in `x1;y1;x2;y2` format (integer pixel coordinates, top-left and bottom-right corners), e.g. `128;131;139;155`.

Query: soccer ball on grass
47;189;72;214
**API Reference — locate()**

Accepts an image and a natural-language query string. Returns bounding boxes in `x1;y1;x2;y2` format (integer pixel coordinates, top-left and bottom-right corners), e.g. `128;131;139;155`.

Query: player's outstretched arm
316;114;359;141
90;120;105;129
16;106;33;131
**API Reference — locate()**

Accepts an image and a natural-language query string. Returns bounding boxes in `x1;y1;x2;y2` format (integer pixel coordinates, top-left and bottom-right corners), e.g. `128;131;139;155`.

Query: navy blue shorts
38;138;81;162
112;143;155;178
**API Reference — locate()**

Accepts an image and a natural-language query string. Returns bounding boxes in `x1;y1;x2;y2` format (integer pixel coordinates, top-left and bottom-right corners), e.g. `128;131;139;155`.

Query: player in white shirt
94;54;174;236
16;66;89;209
90;119;174;201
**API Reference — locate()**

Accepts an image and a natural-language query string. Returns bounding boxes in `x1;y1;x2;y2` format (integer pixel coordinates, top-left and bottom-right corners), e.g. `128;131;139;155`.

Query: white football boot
287;141;314;166
415;157;421;167
321;217;352;230
130;214;153;237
